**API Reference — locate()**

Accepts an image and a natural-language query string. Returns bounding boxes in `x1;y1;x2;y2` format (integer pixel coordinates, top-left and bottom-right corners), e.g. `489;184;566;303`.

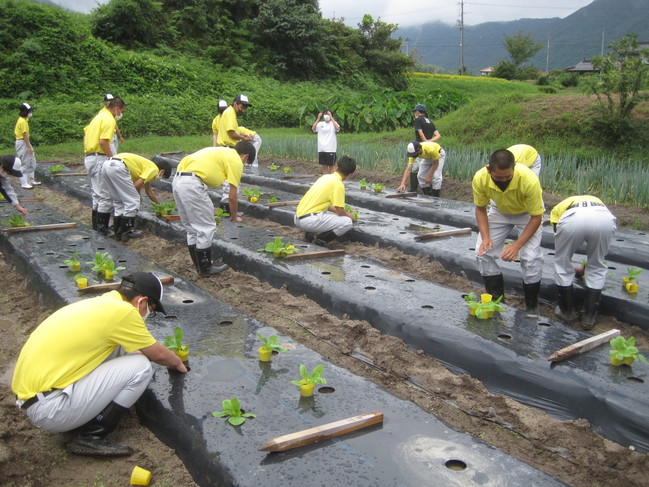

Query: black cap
121;272;167;315
413;104;426;113
0;155;23;177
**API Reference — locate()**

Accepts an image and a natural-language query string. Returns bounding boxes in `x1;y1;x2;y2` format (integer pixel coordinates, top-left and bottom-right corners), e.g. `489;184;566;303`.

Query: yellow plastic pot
175;346;189;363
76;277;88;289
468;305;478;316
610;356;623;366
480;293;493;304
130;465;152;486
104;270;115;281
624;281;638;293
258;347;272;362
477;309;495;319
299;383;315;397
70;263;81;272
272;251;282;258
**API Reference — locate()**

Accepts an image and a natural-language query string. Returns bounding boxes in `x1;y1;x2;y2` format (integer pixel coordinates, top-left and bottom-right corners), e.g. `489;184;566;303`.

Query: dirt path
1;157;648;486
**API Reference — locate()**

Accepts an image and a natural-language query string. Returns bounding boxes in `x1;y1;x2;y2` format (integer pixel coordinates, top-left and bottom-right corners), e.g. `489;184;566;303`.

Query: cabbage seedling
257;333;288;353
291;364;327;387
609;336;648;366
49;164;63;174
212;397;256;426
258;237;298;257
371;183;385;193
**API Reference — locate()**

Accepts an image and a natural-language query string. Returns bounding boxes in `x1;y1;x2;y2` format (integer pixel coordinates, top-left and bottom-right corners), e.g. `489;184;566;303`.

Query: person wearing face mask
312;109;340;175
83;97;126;235
104;94;125;154
14;102;40;189
99;153;172;241
472;149;545;311
12;272;186;457
0;155;29;217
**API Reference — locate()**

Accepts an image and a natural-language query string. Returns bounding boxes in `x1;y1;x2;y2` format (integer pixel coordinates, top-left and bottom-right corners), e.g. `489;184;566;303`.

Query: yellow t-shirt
217;106;239;147
211;114;221;135
177;147;243;188
472;163;544;215
12;291;156;400
507;145;538;167
115;153;159;183
83;107;117;154
296;172;345;216
14;117;29;140
550;195;605;224
408;141;441;164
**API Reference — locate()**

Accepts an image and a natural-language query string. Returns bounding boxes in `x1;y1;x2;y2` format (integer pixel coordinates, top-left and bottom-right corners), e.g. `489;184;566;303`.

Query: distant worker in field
0;155;29;217
172;143;256;276
217;94;262;167
551;196;616;329
84;97;126;235
212;99;228;147
397;140;446;197
294;155;356;246
99;153;172;242
312;109;340;175
12;271;186;457
104;94;125;154
15;102;40;189
473;149;544;312
409;103;441;192
507;144;541;177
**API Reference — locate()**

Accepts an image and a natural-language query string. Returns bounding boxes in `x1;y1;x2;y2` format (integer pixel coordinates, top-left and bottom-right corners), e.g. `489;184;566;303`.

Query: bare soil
1;156;648;487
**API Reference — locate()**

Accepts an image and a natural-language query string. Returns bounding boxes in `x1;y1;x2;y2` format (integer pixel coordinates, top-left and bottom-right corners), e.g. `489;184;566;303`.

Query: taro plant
212;397;256;426
268;163;279;171
609;336;648;367
3;214;29;227
344;204;359;221
63;252;81;272
214;207;230;224
623;267;642;293
359;178;368;190
86;251;110;274
371;183;385;194
258;237;298;258
291;364;327;387
49;164;63;174
151;201;176;217
243;188;263;203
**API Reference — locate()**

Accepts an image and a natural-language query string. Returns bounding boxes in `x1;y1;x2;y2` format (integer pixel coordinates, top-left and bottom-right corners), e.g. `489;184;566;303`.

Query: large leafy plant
212;397;255;426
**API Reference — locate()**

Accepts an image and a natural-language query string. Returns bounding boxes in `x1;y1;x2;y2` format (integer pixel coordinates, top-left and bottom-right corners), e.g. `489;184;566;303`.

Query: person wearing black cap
12;272;186;457
14;102;40;189
397;140;446;197
0;155;28;217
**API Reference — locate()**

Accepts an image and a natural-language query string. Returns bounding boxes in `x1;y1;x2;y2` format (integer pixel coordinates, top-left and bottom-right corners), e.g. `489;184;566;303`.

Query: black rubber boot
91;209;98;230
196;247;228;276
523;281;541;313
69;402;132;457
313;230;338;247
409;172;419;193
113;215;123;241
431;189;440;197
96;212;114;237
482;274;505;303
120;216;142;242
188;244;198;271
556;285;577;322
304;232;315;243
421;186;432;196
581;286;602;331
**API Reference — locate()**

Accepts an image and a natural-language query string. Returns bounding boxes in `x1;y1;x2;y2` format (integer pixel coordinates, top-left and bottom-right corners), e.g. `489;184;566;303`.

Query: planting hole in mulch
445;459;468;471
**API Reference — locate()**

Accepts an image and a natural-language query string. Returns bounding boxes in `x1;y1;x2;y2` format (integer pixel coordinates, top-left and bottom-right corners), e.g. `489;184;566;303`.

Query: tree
91;0;165;48
503;30;542;68
588;32;649;139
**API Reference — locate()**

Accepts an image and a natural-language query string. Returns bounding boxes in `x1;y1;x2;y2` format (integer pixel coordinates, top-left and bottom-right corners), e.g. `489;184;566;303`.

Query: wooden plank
51;172;87;177
0;197;44;202
265;200;301;208
414;227;472;241
259;411;383;452
386;192;417;199
548;329;620;363
79;276;175;294
283;249;345;261
407;223;441;232
3;222;77;233
163;214;181;221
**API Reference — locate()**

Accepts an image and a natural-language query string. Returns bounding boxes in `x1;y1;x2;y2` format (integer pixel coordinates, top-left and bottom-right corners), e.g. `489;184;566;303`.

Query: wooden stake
408;223;441;232
1;197;44;202
259;411;383;452
386;192;417;199
265;200;301;208
79;276;175;294
283;249;345;261
414;227;472;241
3;222;77;233
163;215;181;221
51;172;87;177
548;329;620;363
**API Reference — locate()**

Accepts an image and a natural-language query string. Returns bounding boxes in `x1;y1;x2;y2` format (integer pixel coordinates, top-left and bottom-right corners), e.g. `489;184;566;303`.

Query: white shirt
314;121;338;153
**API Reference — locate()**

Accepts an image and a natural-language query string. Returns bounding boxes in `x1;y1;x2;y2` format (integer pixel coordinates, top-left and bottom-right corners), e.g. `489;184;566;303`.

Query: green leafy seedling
63;252;81;268
371;183;385;193
344;204;359;220
609;336;648;366
268;163;279;171
151;201;176;216
212;397;255;426
283;167;292;174
359;178;368;189
3;214;29;227
163;326;188;353
86;251;110;273
103;258;125;273
291;364;327;386
626;267;642;282
214;207;230;224
257;237;298;257
49;164;63;174
257;333;288;353
464;294;504;319
268;196;278;203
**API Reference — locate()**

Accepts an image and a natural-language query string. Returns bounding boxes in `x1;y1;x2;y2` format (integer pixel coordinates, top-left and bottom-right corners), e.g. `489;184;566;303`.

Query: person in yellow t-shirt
397;140;446;197
212;99;228;147
294;155;356;246
100;153;171;241
217;94;262;166
550;195;616;329
14;102;39;189
12;272;186;457
507;144;542;176
103;93;125;153
472;149;545;311
172;142;256;276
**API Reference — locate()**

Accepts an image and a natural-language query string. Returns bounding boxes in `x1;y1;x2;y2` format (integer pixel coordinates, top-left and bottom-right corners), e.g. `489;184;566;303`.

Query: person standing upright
14;103;39;189
312;109;340;175
410;104;441;192
83;97;125;235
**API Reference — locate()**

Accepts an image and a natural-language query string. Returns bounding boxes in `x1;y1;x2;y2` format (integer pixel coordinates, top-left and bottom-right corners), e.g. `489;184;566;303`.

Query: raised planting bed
0;201;567;487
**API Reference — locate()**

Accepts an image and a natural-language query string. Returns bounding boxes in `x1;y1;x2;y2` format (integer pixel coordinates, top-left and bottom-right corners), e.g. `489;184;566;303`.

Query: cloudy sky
58;0;594;27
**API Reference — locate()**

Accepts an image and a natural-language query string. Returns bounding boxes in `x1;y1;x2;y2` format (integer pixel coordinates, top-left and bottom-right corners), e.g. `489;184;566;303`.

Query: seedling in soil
63;252;82;272
268;163;279;171
291;364;327;387
257;333;288;361
258;237;298;258
609;336;648;366
623;267;642;293
214;207;230;224
344;204;359;221
212;397;256;426
243;188;263;202
102;258;125;280
371;183;385;194
150;201;176;217
268;196;278;203
283;167;292;174
74;273;88;289
164;325;190;361
3;214;29;227
464;294;504;319
86;251;111;274
359;178;367;190
49;164;63;174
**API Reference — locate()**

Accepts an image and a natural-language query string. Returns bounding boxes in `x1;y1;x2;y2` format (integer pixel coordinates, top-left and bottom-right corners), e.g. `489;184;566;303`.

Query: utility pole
601;27;606;56
459;1;465;75
546;33;550;73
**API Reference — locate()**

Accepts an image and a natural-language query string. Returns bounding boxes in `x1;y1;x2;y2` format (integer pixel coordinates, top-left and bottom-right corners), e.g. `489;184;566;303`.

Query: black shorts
318;152;337;166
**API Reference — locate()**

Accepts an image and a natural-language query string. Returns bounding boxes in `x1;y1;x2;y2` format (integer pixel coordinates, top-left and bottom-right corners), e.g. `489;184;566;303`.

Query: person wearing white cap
212;99;229;147
0;155;29;217
14;102;40;189
104;94;124;154
217;94;262;166
398;140;446;197
12;271;186;457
